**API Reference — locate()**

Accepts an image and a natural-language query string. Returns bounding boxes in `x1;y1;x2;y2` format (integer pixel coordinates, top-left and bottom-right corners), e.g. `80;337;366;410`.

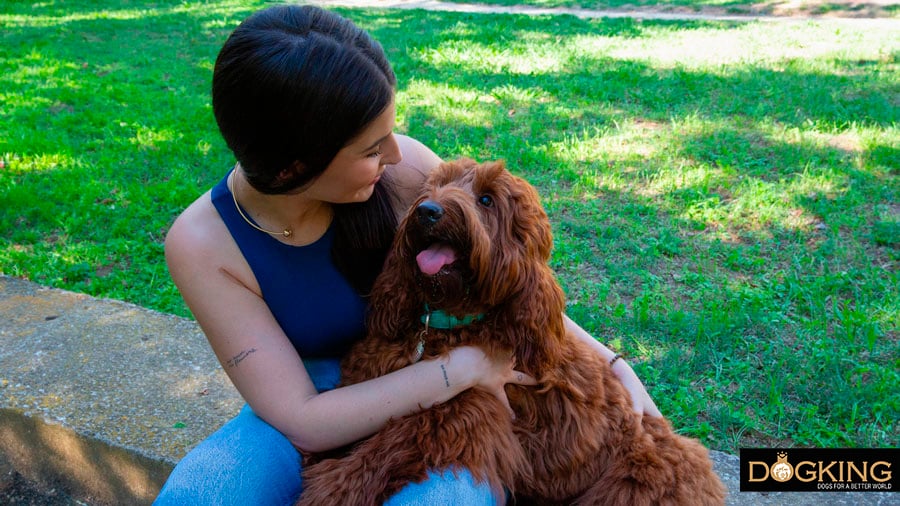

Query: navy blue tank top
210;171;367;358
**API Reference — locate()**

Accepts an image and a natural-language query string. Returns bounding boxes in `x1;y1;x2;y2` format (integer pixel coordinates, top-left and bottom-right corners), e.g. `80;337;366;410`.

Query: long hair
212;5;399;294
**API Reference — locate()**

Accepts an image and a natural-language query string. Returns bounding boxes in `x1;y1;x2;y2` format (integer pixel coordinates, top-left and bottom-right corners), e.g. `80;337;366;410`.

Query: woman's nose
381;133;402;166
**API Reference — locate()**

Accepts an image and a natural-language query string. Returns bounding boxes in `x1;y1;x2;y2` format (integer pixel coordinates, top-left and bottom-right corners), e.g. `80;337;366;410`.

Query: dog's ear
480;167;569;376
509;174;554;263
474;161;553;303
367;216;421;342
510;262;568;377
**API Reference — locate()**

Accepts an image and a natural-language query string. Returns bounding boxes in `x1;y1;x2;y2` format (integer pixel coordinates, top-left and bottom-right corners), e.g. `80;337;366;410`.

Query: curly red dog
298;159;726;505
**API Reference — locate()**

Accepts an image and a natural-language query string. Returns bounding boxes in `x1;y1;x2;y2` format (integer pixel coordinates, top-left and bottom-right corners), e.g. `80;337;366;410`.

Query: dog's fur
297;159;726;505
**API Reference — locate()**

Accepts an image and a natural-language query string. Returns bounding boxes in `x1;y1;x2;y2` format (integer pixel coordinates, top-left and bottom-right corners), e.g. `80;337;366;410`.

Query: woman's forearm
282;315;636;452
283;352;477;453
565;314;618;361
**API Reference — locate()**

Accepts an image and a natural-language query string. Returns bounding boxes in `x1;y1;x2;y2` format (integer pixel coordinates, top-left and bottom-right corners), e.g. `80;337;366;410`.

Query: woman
156;5;660;505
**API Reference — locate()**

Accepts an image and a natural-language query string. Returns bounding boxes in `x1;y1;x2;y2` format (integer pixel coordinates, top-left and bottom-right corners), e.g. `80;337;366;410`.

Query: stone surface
0;276;241;505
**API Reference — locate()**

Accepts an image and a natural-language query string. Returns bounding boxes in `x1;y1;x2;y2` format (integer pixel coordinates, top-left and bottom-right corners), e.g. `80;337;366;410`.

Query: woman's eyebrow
361;132;391;152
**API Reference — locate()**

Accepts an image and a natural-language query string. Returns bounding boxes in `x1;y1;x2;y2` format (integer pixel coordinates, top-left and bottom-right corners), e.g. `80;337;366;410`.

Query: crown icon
771;451;793;482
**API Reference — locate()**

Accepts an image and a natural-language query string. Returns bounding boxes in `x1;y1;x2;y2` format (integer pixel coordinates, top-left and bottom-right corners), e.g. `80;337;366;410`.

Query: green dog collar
420;305;485;329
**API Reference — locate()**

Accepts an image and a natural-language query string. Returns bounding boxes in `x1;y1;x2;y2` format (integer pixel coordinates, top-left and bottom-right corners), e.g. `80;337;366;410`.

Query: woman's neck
230;165;332;246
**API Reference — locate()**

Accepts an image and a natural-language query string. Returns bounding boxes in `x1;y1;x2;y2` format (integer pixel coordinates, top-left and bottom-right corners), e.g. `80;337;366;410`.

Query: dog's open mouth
413;240;471;307
415;243;459;276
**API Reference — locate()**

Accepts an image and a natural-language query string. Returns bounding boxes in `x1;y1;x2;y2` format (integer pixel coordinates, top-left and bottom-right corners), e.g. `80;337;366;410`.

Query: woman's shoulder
165;187;262;293
388;134;443;209
166;191;217;249
165;190;240;271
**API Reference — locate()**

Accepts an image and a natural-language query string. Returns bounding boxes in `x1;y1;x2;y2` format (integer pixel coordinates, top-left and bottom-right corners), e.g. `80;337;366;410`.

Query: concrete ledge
0;408;173;503
0;276;241;504
0;276;893;504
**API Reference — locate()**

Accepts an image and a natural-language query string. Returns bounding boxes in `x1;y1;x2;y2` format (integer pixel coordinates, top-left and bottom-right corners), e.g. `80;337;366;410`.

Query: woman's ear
275;160;307;186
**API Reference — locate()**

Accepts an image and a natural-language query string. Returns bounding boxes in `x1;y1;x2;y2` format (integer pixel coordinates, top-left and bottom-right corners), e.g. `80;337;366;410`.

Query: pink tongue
416;244;457;275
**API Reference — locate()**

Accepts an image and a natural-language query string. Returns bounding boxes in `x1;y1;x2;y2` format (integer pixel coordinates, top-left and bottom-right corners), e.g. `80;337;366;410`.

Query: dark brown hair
212;5;399;294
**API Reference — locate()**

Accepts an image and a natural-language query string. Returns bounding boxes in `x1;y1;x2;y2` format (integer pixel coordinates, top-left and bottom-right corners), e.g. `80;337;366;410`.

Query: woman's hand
610;359;663;418
447;346;537;417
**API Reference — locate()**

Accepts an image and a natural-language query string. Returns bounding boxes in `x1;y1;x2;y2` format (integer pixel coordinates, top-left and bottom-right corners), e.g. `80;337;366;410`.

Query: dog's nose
416;200;444;226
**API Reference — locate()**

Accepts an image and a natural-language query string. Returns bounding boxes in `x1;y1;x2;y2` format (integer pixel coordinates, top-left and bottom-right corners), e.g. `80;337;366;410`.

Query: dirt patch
759;0;897;18
617;0;896;18
0;470;85;506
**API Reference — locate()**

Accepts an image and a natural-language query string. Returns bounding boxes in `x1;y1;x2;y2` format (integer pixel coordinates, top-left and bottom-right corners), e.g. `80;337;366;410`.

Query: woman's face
303;100;401;204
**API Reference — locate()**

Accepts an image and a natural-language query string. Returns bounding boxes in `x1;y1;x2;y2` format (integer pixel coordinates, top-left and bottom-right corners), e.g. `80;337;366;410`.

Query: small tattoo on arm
226;348;257;368
440;363;450;388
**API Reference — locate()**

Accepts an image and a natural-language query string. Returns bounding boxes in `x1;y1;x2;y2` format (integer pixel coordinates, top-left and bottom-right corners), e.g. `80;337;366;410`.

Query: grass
1;0;898;454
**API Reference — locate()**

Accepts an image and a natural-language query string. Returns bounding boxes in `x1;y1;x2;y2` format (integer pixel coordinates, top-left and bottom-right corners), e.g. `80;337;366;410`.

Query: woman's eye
368;150;382;158
478;194;494;207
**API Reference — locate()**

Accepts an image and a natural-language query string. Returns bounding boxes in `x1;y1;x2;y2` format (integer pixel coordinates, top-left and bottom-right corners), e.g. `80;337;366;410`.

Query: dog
298;159;726;505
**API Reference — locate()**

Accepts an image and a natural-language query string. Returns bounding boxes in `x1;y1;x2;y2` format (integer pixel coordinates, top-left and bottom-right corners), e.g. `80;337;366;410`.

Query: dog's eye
478;194;494;207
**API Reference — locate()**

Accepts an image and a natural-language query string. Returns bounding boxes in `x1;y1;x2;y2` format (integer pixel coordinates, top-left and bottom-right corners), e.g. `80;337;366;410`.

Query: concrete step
0;276;240;504
0;276;893;505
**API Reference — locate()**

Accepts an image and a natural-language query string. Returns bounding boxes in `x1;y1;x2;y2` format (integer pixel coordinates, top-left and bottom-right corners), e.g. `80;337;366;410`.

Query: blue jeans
154;359;497;505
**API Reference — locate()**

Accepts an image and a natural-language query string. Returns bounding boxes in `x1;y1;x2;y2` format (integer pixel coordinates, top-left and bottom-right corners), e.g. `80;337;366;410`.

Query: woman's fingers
615;364;663;418
499;368;537;419
511;369;537;386
638;394;663;418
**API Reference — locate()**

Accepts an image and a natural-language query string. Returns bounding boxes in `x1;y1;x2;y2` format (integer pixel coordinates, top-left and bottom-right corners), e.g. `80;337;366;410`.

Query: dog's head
394;158;556;314
368;158;568;374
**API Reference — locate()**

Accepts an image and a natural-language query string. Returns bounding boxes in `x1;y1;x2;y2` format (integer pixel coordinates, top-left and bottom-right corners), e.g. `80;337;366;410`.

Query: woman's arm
564;315;662;417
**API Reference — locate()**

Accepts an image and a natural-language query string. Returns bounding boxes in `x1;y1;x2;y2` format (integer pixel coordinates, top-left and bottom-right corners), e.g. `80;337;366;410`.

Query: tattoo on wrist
440;363;450;388
226;348;257;368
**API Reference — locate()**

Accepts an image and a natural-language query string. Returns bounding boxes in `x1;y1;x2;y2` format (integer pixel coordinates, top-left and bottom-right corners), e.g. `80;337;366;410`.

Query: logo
770;452;793;482
740;448;898;493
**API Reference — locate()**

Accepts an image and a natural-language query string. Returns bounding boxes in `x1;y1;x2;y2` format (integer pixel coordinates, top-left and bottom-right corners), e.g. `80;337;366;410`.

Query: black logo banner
740;448;897;492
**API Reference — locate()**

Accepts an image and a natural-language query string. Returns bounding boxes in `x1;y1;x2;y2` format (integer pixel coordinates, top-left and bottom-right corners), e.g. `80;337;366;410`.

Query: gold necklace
229;170;293;238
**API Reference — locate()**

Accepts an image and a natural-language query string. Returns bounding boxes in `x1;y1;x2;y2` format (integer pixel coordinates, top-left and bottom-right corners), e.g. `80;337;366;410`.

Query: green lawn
1;0;897;453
